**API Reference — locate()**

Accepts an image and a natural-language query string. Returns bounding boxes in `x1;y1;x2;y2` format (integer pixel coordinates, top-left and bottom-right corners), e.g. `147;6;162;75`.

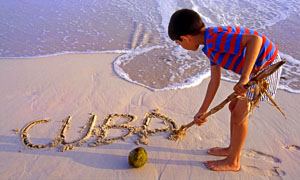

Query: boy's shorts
246;54;283;102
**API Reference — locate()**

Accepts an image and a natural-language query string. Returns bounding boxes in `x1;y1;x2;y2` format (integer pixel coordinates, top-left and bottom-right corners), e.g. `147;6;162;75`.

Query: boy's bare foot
207;147;230;156
204;159;240;172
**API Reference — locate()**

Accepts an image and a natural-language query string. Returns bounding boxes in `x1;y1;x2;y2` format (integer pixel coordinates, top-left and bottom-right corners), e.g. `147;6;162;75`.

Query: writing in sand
17;109;180;152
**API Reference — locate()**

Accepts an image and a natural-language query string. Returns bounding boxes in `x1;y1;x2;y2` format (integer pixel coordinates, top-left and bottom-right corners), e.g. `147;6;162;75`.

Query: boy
168;9;282;171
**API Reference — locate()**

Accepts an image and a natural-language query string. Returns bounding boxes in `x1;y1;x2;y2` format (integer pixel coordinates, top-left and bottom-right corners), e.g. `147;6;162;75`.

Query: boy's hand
234;76;249;95
193;110;207;126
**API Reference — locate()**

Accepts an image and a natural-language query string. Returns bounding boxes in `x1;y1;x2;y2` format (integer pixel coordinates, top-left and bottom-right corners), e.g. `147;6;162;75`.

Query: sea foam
0;0;299;93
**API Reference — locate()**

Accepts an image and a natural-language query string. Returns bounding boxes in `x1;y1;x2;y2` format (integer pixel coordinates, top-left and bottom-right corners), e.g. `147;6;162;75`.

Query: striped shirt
202;26;278;74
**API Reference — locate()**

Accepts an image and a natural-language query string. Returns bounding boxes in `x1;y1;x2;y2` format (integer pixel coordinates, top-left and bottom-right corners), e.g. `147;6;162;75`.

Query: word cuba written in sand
18;109;180;152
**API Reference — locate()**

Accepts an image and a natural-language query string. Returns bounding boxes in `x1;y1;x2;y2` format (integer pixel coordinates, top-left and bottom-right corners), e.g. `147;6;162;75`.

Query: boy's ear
180;35;190;42
180;35;189;41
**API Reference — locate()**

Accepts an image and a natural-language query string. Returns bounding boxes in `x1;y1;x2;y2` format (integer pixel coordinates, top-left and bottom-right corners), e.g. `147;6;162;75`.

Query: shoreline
1;49;299;94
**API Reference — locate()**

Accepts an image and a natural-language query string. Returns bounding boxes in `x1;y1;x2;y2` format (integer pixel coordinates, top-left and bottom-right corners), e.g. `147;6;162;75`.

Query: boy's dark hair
168;9;205;41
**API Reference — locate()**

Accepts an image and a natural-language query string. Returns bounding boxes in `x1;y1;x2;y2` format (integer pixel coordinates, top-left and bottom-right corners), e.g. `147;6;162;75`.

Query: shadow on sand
0;135;209;170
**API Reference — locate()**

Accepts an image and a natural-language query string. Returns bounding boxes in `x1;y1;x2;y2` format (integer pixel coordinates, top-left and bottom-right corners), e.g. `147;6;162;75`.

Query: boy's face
175;35;199;51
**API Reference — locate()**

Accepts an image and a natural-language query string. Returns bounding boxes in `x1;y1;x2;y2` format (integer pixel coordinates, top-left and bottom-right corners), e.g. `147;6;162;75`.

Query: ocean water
1;0;299;93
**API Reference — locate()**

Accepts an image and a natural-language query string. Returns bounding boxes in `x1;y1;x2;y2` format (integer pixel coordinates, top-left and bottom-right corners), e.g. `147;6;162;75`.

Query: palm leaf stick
172;92;239;137
262;88;287;119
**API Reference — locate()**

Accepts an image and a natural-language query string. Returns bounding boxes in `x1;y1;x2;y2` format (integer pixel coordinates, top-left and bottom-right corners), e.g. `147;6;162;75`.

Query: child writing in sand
168;9;282;171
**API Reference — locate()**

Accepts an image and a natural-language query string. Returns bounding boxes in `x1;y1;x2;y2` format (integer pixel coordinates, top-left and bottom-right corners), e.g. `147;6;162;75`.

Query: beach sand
0;53;299;180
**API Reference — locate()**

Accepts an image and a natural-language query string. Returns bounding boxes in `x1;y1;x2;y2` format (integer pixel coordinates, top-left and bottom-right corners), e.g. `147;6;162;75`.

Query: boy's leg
207;98;238;156
205;98;249;171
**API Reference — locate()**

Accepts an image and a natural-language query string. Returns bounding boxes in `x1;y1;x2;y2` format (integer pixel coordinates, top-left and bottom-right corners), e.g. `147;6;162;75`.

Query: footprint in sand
243;149;281;163
242;149;285;179
242;166;285;180
284;144;300;152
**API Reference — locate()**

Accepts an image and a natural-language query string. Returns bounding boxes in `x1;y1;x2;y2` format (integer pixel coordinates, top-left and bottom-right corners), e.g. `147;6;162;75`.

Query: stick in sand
170;59;286;140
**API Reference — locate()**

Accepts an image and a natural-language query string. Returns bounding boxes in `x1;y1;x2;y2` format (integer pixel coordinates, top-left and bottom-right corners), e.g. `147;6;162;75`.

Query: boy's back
202;26;278;74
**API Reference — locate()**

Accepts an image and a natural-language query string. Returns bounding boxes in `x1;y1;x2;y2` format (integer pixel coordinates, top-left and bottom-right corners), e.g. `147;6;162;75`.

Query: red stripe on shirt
217;26;223;32
212;52;221;64
220;53;230;67
260;35;267;52
207;49;212;59
228;55;240;70
229;34;237;54
235;56;246;73
227;26;233;33
207;36;218;51
220;33;228;52
261;34;267;44
238;35;244;55
207;38;214;44
262;45;278;68
207;35;217;43
208;27;214;36
259;41;273;62
245;28;249;34
236;26;241;33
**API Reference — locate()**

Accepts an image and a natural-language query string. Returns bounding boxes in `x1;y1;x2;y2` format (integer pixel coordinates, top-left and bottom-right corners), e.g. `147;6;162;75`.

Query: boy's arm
234;34;262;95
194;65;221;125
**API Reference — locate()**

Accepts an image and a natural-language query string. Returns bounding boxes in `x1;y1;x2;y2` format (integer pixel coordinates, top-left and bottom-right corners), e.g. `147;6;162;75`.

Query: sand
0;53;299;180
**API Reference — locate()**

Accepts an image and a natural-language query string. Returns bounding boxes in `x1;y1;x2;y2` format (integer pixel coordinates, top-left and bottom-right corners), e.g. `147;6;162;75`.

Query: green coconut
128;147;147;168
